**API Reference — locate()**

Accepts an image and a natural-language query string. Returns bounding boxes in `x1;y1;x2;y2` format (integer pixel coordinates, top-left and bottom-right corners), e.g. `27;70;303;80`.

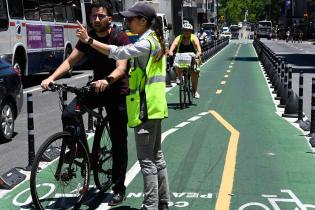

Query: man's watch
87;37;94;45
105;76;114;85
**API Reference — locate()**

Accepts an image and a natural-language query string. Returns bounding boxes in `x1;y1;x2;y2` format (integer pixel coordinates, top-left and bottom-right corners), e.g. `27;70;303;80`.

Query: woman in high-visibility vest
169;22;202;98
76;2;169;210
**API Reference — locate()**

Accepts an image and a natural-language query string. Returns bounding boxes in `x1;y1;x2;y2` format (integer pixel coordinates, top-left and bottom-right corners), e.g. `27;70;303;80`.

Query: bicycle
238;189;315;210
30;83;113;210
173;52;197;109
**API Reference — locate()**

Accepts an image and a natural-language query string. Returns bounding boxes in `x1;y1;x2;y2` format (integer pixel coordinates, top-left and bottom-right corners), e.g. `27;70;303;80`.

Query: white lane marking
74;74;90;79
124;127;178;187
199;112;209;116
23;87;42;94
221;81;226;85
23;73;92;94
227;70;231;73
229;66;233;68
188;116;201;121
224;75;229;78
175;122;190;128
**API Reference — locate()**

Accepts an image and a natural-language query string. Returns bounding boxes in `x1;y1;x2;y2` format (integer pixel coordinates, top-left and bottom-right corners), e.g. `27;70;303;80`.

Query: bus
256;20;272;39
0;0;87;78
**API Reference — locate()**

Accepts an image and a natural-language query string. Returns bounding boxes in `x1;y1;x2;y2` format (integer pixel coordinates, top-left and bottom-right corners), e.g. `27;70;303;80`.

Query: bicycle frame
54;88;109;179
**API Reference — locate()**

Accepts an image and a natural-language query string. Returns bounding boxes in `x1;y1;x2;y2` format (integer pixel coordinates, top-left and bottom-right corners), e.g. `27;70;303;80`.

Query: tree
218;0;285;24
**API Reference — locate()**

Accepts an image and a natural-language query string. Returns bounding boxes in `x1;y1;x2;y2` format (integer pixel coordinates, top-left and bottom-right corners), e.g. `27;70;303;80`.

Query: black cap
119;2;157;21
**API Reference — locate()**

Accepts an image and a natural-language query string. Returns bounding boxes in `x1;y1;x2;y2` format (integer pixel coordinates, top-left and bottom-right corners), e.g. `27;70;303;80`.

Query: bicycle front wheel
179;75;186;109
92;121;113;192
30;132;90;210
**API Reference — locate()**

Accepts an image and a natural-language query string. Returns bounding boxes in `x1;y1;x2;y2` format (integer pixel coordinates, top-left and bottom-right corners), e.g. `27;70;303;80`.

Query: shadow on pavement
111;206;140;210
81;189;140;209
82;189;112;209
229;57;259;62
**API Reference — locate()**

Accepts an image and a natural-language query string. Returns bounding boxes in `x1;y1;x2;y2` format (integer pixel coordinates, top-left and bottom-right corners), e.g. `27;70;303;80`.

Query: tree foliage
219;0;285;24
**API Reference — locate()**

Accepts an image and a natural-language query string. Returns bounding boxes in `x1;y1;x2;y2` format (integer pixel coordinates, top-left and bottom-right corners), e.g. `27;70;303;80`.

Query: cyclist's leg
191;70;199;97
104;94;128;195
175;67;183;84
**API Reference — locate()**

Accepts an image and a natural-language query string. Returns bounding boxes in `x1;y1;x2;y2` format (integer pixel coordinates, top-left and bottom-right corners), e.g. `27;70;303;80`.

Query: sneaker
175;77;181;85
108;192;126;206
194;92;200;99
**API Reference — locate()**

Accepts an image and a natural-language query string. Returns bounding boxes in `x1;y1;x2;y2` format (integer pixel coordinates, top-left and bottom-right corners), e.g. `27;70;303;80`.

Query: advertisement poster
27;25;64;49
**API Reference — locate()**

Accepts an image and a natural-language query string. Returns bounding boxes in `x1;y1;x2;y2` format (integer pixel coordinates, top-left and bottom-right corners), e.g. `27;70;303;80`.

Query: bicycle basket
173;53;194;69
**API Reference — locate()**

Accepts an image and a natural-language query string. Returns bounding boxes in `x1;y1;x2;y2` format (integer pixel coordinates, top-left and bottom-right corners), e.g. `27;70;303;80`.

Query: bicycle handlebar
45;83;95;96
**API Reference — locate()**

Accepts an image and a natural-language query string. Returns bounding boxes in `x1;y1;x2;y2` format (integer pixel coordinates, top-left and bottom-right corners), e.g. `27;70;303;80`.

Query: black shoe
108;192;126;206
159;203;169;210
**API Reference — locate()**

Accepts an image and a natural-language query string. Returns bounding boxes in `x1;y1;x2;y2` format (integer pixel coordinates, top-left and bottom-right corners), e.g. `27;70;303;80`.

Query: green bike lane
1;41;315;209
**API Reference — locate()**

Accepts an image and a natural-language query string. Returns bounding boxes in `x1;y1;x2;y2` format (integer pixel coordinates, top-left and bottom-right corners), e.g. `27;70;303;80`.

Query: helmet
182;22;193;30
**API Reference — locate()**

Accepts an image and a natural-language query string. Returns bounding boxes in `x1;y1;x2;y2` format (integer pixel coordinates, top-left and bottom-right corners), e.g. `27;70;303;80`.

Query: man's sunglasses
90;14;108;21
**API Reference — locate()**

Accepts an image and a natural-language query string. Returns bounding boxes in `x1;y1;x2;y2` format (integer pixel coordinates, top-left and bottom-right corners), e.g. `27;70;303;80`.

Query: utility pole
216;0;218;25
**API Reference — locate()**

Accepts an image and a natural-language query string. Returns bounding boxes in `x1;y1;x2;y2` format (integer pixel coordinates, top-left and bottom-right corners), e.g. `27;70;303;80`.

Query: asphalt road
261;39;315;119
0;70;93;175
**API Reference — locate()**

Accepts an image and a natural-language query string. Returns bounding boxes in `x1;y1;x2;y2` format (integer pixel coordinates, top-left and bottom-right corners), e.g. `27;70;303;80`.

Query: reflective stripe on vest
126;32;168;127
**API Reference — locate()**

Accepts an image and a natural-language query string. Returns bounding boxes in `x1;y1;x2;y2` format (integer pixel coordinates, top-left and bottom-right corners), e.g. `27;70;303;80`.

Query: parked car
220;31;232;39
0;58;23;141
222;26;230;33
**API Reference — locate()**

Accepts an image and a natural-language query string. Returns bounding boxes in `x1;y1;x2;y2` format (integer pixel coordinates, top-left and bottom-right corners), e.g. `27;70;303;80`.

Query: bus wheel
64;47;73;78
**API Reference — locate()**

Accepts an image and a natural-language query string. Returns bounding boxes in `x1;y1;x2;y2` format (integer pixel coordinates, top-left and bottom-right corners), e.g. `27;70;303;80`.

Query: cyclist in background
41;1;129;206
169;22;202;98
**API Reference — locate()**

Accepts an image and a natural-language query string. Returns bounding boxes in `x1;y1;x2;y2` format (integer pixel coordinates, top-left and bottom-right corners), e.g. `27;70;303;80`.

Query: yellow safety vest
126;32;168;127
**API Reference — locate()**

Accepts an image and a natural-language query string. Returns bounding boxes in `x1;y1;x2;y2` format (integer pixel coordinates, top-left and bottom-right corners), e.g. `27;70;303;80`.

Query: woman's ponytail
151;17;166;61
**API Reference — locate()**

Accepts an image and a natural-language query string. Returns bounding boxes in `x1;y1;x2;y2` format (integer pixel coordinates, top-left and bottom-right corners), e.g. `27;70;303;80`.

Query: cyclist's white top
108;29;153;70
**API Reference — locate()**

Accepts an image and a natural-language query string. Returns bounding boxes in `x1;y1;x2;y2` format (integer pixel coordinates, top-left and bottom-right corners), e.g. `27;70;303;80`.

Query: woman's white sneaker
194;92;200;99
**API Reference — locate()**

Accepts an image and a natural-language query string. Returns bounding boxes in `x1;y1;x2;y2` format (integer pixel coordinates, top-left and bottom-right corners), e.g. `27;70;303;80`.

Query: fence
253;38;315;147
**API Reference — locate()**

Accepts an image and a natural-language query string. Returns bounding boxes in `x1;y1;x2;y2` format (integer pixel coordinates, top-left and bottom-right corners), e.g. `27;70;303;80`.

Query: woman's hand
76;21;90;44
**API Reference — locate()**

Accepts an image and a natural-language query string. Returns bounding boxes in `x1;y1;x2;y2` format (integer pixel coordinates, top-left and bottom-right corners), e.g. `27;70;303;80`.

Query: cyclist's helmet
182;22;193;31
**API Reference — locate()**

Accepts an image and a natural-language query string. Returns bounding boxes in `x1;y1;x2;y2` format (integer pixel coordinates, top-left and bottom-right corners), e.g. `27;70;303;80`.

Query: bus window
8;0;24;19
54;0;66;22
24;0;40;20
0;0;9;30
73;0;82;23
39;0;54;21
66;1;75;23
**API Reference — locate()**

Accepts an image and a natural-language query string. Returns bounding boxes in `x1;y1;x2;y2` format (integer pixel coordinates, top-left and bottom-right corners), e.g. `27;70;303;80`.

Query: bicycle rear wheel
92;121;113;192
30;132;90;210
186;72;193;105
